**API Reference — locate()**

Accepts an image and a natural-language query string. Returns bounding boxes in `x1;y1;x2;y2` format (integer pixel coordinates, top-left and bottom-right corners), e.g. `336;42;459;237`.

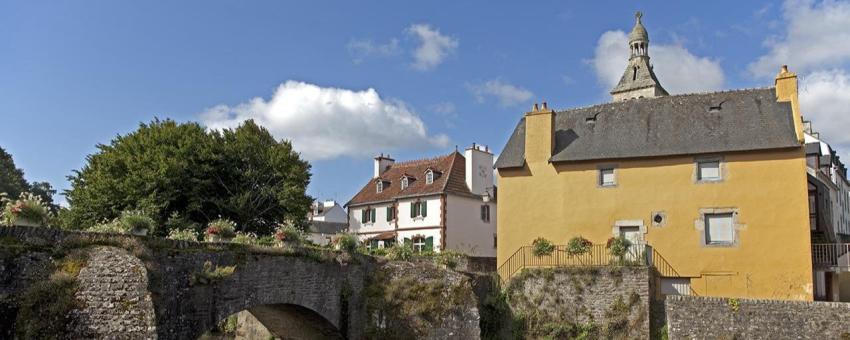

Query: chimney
374;153;395;178
775;65;804;143
524;102;555;164
465;143;495;196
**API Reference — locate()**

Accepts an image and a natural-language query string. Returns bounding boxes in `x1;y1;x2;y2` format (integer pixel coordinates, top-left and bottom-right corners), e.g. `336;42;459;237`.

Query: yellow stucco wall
497;145;813;300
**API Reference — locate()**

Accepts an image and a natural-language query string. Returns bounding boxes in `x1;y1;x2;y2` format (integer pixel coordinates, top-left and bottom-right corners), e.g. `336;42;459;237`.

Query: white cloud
749;0;850;78
406;24;458;71
431;102;456;114
591;30;725;95
800;69;850;159
200;81;450;161
469;80;534;107
347;38;400;64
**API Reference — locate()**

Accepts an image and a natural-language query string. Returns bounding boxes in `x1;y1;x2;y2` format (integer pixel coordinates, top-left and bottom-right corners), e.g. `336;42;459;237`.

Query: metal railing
812;243;850;268
497;243;647;284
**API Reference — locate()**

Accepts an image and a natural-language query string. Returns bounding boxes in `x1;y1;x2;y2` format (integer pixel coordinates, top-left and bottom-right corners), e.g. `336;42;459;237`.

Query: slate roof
495;87;801;168
610;57;668;96
308;221;347;234
347;152;473;206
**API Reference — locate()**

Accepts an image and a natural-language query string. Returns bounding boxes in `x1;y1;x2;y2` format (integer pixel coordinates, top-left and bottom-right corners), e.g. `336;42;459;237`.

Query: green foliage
15;272;79;339
434;250;465;270
1;192;52;226
0;146;58;213
256;235;277;247
336;233;359;253
89;219;128;234
566;236;592;256
119;210;156;234
167;228;199;241
660;325;669;340
386;243;415;261
607;236;630;258
205;218;237;239
190;261;236;285
218;315;238;334
274;222;303;244
64;119;312;235
232;231;258;245
164;211;199;234
727;298;740;313
532;237;555;257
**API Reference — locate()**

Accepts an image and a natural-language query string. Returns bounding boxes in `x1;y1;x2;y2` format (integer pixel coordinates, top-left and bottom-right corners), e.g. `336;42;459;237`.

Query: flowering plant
206;218;236;238
167;228;199;241
274;223;303;244
607;236;630;259
1;192;52;227
531;237;555;257
232;231;258;245
566;236;592;256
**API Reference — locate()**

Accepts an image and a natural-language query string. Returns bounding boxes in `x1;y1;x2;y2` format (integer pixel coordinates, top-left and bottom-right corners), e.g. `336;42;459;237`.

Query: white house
305;200;347;246
346;144;497;257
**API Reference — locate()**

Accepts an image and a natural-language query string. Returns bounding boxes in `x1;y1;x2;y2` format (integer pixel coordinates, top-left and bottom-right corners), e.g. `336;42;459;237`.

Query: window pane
600;168;615;186
705;213;734;244
698;161;721;180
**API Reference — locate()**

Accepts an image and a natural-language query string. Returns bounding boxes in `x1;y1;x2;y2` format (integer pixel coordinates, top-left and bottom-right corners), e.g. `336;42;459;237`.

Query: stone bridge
0;226;481;339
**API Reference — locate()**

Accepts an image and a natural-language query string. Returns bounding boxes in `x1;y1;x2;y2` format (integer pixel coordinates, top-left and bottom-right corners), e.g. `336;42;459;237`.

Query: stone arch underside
245;303;344;340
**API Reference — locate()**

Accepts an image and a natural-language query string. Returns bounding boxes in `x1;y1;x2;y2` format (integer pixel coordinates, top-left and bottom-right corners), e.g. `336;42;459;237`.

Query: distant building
346;145;497;257
306;200;347;246
495;12;815;300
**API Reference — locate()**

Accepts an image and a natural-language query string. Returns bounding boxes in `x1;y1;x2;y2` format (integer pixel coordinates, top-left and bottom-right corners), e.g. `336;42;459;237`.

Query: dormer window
376;181;384;193
425;170;434;184
401;177;409;190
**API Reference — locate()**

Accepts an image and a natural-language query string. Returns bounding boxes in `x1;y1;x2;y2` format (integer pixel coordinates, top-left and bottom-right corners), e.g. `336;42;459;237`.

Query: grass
15;272;80;339
190;261;236;285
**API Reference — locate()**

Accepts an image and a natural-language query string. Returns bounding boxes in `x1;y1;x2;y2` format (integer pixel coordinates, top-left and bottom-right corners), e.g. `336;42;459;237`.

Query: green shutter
387;207;393;221
425;236;434;251
370;208;376;222
421;202;427;217
361;209;366;222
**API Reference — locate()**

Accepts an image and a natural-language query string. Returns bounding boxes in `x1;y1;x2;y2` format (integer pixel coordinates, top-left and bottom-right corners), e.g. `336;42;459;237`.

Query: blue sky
3;0;850;206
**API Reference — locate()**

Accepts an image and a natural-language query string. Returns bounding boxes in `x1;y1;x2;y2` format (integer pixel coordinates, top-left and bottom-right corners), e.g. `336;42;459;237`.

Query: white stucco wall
396;196;442;228
397;228;442;252
349;204;396;239
444;195;497;257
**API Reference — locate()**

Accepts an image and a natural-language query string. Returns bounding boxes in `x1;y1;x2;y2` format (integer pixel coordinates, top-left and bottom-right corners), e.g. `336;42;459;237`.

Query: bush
206;218;237;238
232;231;258;245
190;261;236;285
274;223;303;244
1;192;52;227
167;228;199;241
566;236;592;256
386;244;414;261
336;233;359;253
165;211;199;233
256;235;277;247
606;236;630;259
89;219;128;234
15;272;79;339
434;250;465;270
119;210;156;234
531;237;555;257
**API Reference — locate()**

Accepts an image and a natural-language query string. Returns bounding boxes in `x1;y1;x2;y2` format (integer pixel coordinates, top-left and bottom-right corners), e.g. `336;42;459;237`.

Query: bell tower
610;12;668;101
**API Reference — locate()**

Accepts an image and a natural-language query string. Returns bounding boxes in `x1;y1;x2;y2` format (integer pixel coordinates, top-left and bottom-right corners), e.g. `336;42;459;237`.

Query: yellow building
494;13;813;300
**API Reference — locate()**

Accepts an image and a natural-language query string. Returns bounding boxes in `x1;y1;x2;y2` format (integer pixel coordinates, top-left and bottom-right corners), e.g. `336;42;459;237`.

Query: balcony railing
812;243;850;269
497;243;648;285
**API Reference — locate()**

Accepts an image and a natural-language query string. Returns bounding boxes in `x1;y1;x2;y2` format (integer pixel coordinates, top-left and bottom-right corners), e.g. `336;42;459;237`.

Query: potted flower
274;223;303;247
206;218;236;242
1;192;51;227
119;210;156;236
566;236;593;256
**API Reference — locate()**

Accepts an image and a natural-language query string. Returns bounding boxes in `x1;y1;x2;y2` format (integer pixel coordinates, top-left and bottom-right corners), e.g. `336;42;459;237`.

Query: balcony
812;243;850;272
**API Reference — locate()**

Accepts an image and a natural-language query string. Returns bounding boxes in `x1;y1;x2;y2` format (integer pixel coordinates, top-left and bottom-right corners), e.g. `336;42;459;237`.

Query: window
361;208;376;223
408;236;433;253
376;181;383;193
410;201;427;218
704;213;734;245
480;205;490;223
599;168;616;187
697;160;721;181
401;177;409;190
425;170;434;184
386;206;395;221
493;233;497;248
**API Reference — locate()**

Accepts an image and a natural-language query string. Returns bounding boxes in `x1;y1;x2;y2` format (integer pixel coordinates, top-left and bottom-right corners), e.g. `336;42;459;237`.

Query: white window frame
425;170;434;184
598;166;617;187
481;204;491;223
695;157;723;183
412;236;426;252
401;177;409;190
696;208;742;247
376;181;383;193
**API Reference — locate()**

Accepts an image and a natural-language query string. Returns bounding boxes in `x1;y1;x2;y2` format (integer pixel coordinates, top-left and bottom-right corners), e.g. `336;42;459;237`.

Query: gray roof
308;221;347;234
495;87;801;168
610;57;668;96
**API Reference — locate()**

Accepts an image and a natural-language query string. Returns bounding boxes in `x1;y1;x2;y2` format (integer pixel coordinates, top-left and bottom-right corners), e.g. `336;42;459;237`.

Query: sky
3;0;850;206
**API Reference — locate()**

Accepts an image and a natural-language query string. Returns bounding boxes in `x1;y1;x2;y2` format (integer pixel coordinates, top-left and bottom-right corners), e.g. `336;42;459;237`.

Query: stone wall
666;295;850;339
505;266;650;339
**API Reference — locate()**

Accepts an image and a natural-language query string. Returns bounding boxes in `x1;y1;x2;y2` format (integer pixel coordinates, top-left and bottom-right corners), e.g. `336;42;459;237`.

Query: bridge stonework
0;226;481;339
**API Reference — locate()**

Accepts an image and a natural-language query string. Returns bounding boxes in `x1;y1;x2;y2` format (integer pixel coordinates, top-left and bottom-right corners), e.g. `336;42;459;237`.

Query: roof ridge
390;153;453;168
556;86;776;114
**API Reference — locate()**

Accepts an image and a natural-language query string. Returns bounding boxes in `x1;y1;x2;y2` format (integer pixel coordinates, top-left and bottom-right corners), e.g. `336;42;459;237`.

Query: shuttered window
386;206;394;221
481;205;490;222
705;213;734;245
410;201;427;218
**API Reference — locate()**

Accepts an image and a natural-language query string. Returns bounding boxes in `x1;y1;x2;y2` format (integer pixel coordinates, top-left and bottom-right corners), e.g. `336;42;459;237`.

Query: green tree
64;119;312;235
0;146;30;199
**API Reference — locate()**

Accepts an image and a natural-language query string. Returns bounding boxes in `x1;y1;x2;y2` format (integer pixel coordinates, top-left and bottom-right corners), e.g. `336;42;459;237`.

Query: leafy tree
64;119;312;235
0;146;30;199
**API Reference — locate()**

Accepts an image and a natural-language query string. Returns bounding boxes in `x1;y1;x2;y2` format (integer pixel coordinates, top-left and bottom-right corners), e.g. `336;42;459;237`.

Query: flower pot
129;227;148;236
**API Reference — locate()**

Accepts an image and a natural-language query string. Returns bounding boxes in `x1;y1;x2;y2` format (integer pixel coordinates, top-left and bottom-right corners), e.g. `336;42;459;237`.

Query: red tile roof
346;152;473;206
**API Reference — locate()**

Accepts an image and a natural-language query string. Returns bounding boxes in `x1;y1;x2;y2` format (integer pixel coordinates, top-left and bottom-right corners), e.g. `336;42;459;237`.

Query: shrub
119;210;156;234
256;235;277;247
165;211;199;233
606;236;630;259
1;192;52;227
274;223;303;244
386;243;414;261
566;236;592;256
434;250;465;270
531;237;555;257
15;272;79;339
232;231;258;245
89;219;128;234
167;228;199;241
336;233;359;253
206;218;237;238
369;247;389;256
190;261;236;285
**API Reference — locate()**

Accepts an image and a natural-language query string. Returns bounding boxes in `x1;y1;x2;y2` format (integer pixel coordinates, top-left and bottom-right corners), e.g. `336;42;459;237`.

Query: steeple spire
610;11;668;101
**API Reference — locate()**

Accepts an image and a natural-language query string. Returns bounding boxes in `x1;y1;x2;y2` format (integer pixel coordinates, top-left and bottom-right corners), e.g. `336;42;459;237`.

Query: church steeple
610;11;668;101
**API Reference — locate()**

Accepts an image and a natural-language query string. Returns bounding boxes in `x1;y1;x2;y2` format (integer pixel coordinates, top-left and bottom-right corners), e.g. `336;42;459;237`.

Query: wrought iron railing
812;243;850;268
497;243;647;285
